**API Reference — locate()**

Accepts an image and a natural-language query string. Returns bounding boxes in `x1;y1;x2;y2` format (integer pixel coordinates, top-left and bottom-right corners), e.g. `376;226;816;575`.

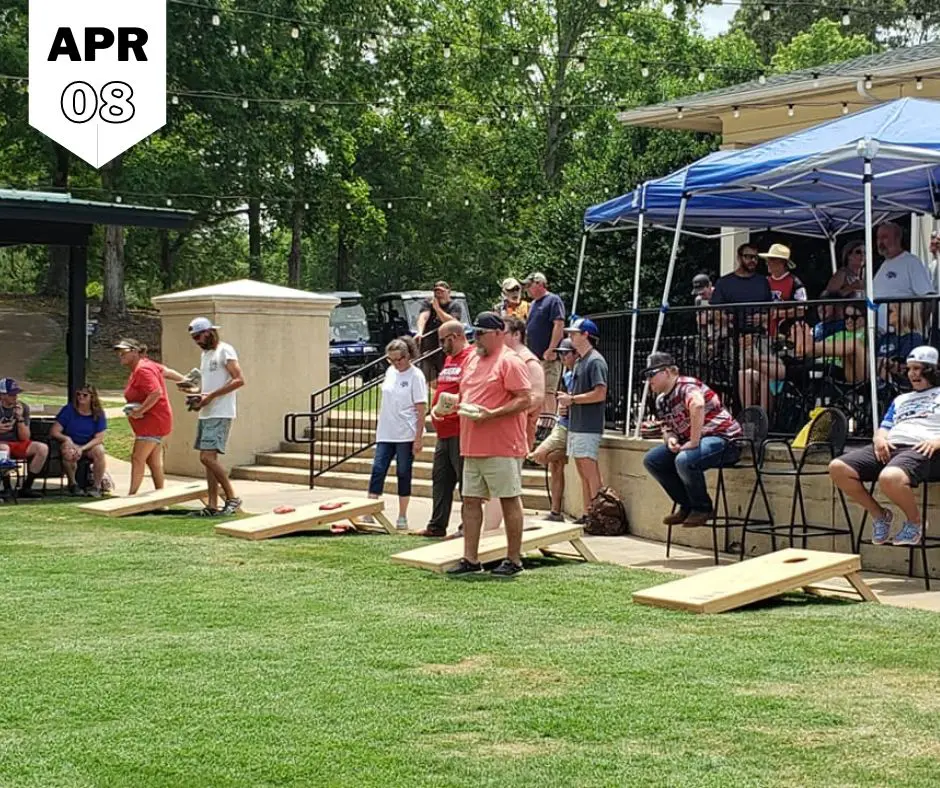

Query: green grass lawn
26;342;128;390
104;415;135;463
1;505;940;786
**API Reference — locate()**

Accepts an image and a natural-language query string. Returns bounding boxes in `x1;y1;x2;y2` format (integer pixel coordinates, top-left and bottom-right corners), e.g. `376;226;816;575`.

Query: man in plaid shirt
642;352;742;527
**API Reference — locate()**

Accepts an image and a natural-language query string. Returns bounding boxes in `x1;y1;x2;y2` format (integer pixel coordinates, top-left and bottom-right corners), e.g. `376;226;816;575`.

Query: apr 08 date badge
28;0;166;169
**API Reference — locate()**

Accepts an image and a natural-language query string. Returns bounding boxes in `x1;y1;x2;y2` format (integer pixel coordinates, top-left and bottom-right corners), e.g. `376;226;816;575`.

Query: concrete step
278;442;438;462
231;465;551;511
294;429;439;449
255;453;547;488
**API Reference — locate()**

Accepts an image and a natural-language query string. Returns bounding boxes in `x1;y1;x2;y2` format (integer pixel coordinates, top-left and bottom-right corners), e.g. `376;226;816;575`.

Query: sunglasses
388;354;407;362
845;312;862;320
76;391;91;398
741;253;758;260
643;366;667;378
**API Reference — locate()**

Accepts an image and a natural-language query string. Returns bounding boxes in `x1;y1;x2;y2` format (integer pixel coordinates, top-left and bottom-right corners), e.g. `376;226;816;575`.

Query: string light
676;106;684;120
842;102;849;114
599;0;608;7
640;64;649;78
211;13;220;26
241;99;249;108
732;106;740;118
290;26;299;39
758;73;766;85
864;74;872;89
511;52;520;66
442;42;451;59
812;73;820;88
304;202;309;210
345;202;351;210
916;76;924;90
115;195;122;203
697;70;706;82
171;95;179;105
560;109;567;120
787;103;794;117
166;199;173;206
842;10;851;25
761;4;771;21
309;103;316;113
366;32;377;48
464;197;470;206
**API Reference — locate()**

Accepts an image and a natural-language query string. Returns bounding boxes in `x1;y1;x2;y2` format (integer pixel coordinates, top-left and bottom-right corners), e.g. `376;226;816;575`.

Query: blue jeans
368;442;414;497
643;437;740;513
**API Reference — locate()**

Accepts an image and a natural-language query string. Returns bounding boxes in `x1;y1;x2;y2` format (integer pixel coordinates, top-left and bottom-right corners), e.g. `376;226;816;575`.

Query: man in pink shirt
449;312;532;578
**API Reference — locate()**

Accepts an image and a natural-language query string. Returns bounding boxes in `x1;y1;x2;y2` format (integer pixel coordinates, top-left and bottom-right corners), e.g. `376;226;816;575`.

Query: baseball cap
564;318;600;337
472;311;505;332
113;338;146;352
0;377;21;395
556;338;575;354
907;346;939;366
433;280;451;291
188;317;220;335
522;272;547;286
502;277;522;291
643;351;676;377
691;273;712;294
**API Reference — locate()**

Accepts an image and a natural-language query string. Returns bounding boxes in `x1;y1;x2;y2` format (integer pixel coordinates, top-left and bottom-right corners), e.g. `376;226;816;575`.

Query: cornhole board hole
215;497;393;540
632;548;878;614
78;482;208;518
391;522;597;573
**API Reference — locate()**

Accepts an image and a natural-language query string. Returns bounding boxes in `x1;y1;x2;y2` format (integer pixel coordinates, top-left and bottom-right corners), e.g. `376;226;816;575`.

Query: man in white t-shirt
829;346;940;547
873;222;934;329
184;317;245;517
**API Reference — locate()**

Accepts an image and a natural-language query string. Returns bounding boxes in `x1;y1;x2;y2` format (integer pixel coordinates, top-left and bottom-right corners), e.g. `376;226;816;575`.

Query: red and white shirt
655;377;741;442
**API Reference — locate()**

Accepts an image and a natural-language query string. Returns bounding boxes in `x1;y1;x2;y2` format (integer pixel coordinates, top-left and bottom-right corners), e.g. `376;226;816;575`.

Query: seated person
529;339;577;522
829;346;940;547
50;385;108;496
642;352;742;527
789;307;867;385
877;302;924;386
0;377;49;498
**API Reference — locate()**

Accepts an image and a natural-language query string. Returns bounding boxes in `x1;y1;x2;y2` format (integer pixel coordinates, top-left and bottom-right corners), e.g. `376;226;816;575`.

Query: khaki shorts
463;456;523;499
542;359;562;392
535;423;568;456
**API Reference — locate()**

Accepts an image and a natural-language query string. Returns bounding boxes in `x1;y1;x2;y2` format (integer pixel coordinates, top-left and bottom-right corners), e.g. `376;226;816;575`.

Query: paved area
36;454;940;614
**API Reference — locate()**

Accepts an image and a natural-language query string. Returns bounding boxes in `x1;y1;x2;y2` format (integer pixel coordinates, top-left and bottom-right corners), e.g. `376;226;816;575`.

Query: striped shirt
655;377;741;442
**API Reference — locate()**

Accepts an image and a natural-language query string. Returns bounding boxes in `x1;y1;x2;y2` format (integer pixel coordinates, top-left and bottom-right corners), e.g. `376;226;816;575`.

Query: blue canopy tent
578;97;940;434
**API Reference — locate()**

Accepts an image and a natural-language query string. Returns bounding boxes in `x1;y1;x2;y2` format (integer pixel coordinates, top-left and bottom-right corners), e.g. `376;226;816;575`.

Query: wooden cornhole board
390;522;597;573
632;548;878;614
78;482;207;518
215;497;393;540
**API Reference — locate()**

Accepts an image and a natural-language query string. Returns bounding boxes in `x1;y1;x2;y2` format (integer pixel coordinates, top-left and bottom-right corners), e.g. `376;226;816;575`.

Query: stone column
152;279;338;477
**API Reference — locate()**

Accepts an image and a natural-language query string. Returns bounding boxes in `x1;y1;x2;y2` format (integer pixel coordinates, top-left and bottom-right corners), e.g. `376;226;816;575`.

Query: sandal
191;506;221;518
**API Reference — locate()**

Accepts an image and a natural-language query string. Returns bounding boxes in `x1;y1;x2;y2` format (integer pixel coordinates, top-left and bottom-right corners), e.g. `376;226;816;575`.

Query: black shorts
837;444;940;487
419;334;444;383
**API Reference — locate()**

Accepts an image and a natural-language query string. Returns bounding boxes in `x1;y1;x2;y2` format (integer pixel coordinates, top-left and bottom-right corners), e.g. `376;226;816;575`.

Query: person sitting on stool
0;378;49;498
641;353;742;527
829;345;940;547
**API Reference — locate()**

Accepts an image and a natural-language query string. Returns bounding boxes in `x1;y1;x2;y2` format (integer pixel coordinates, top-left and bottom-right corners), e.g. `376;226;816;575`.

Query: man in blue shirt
523;272;566;414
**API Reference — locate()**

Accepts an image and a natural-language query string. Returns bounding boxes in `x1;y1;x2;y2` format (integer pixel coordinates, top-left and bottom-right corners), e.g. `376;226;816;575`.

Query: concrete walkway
58;454;940;614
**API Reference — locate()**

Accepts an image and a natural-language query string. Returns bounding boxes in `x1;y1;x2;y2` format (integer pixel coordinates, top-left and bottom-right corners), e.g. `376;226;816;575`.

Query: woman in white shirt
367;337;427;529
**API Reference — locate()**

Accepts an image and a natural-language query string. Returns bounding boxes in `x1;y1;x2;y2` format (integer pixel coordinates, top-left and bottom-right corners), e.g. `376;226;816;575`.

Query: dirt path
0;302;60;387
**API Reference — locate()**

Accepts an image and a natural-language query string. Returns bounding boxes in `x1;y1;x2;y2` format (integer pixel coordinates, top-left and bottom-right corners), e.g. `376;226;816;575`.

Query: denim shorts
567;431;603;460
136;436;163;444
194;418;233;453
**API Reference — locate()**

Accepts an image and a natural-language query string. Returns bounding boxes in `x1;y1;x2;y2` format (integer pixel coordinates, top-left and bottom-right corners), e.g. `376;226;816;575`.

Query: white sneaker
396;516;409;530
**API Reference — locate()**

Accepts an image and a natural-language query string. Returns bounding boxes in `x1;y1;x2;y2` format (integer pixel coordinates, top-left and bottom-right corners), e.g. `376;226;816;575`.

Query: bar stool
740;407;854;558
666;406;774;565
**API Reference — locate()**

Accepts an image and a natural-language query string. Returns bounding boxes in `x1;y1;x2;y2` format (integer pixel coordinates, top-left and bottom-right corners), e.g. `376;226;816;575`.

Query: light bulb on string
732;106;740;119
758;73;766;85
464;197;470;207
240;44;247;55
697;70;706;83
291;26;299;39
309;103;316;113
864;75;872;89
761;4;771;21
676;106;683;120
640;63;649;78
166;199;173;207
842;10;850;26
560;109;567;120
812;73;820;88
386;201;392;210
242;99;249;108
599;0;608;7
215;200;222;208
115;195;122;203
211;13;220;26
171;95;179;105
511;52;520;67
426;200;432;208
442;42;451;59
787;104;794;117
366;32;377;49
304;202;309;210
916;76;924;90
842;102;849;115
345;202;352;210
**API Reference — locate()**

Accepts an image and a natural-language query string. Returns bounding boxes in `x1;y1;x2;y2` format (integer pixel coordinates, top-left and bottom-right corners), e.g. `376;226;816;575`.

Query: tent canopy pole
624;212;645;436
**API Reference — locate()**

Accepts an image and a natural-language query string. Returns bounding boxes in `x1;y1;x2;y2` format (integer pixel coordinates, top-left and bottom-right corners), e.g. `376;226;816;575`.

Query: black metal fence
592;296;940;439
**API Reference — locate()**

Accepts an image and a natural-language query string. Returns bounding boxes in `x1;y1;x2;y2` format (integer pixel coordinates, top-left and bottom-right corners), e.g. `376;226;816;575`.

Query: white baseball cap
907;346;939;366
188;317;220;335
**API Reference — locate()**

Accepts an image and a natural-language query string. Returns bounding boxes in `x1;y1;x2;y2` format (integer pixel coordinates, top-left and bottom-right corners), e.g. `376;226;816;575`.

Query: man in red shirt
449;312;531;578
418;320;473;537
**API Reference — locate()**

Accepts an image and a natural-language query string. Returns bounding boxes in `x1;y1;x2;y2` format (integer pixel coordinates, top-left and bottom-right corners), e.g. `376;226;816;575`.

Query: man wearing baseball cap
830;345;940;547
415;281;463;390
494;277;529;321
185;317;246;517
448;312;531;577
523;272;566;414
0;378;49;498
557;318;608;522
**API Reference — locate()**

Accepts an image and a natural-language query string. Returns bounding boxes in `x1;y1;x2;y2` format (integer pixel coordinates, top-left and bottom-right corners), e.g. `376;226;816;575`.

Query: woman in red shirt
115;339;182;494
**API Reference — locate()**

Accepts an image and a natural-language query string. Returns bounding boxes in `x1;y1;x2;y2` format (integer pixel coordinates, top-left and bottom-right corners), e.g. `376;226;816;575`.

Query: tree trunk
101;224;126;317
336;221;351;290
248;198;262;280
159;229;173;290
100;154;126;317
288;201;304;287
43;144;71;296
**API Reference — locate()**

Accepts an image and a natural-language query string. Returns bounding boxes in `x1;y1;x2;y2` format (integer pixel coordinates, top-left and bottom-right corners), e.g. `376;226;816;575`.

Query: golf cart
375;290;472;346
325;291;381;381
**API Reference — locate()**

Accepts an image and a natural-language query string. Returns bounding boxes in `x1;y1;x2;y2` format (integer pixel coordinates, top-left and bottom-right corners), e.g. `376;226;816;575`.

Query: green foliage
771;19;883;74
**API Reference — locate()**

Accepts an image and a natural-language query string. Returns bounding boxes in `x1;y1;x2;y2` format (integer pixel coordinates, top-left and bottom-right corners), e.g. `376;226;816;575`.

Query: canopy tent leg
863;160;880;435
624;212;645;435
571;233;588;317
635;196;688;436
828;236;838;274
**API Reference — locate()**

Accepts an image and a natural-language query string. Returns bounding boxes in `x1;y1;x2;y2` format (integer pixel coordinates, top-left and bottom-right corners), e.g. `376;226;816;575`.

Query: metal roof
0;189;195;230
617;39;940;132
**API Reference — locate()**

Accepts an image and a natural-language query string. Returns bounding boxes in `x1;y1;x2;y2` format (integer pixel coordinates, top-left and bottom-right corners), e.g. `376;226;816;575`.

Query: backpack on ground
583;486;629;536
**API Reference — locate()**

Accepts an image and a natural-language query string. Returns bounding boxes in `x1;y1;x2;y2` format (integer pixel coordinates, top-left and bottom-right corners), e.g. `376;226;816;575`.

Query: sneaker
662;509;690;526
414;528;446;538
446;558;483;575
191;507;221;518
543;512;565;523
892;521;923;546
396;516;409;531
490;559;524;578
219;498;242;516
871;508;894;545
87;487;102;499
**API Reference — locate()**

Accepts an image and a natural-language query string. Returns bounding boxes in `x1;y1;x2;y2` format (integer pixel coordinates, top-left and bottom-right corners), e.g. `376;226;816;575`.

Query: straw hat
758;243;795;270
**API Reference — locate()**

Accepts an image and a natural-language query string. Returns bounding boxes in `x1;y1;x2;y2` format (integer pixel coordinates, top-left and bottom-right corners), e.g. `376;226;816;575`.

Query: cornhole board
390;522;597;573
632;548;878;614
78;482;208;518
215;497;393;540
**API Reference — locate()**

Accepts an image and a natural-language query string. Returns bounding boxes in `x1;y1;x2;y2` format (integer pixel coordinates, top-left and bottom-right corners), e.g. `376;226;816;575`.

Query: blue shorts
567;431;602;460
194;418;233;453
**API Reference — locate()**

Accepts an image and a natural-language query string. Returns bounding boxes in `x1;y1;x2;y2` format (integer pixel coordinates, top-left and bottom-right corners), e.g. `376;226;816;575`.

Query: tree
771;19;882;74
